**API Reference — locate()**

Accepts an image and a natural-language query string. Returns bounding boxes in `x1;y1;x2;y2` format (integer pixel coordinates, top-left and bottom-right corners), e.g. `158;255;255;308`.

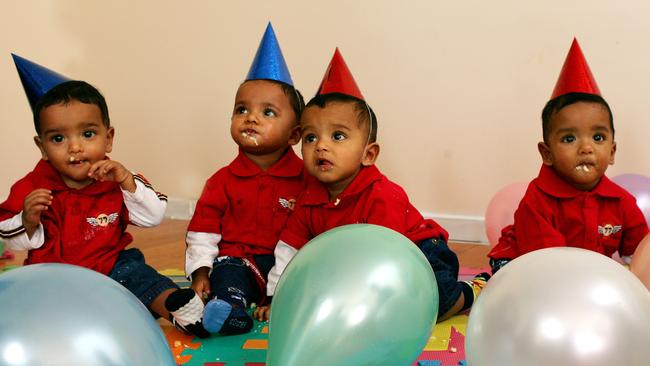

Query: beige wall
2;1;650;223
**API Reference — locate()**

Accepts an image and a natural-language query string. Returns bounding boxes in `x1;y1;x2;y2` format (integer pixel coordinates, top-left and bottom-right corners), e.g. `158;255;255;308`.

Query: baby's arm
88;160;167;226
88;160;136;192
511;196;566;253
631;234;650;290
121;175;167;227
186;231;221;298
266;240;299;296
0;188;50;250
255;240;298;322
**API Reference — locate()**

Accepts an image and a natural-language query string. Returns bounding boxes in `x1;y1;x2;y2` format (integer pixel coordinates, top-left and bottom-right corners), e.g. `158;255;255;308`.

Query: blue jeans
209;255;274;308
419;238;462;316
108;248;178;309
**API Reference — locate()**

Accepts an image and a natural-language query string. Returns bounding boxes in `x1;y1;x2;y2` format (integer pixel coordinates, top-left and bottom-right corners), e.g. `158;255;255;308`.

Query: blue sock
218;305;253;335
203;298;233;333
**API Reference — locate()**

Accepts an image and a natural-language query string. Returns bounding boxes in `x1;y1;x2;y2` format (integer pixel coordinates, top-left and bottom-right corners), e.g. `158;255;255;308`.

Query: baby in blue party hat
1;54;210;338
180;22;306;335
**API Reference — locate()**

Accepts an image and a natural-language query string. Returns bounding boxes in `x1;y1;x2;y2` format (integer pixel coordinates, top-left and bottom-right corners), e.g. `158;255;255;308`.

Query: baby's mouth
242;130;259;146
69;157;86;165
317;158;333;171
575;163;592;172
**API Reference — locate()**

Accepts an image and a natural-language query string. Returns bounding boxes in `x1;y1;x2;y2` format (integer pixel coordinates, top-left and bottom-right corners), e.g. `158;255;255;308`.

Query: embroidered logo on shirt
279;198;296;210
86;213;119;227
598;224;621;237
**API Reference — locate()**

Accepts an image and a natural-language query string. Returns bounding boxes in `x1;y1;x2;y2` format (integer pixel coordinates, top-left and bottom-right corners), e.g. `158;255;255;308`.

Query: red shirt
188;148;305;257
0;160;133;275
280;165;448;249
489;164;649;259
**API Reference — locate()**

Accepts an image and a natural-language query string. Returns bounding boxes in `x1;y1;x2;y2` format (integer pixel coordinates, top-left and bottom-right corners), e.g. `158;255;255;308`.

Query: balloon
484;182;527;246
0;263;175;366
466;247;650;366
267;224;438;366
611;173;650;225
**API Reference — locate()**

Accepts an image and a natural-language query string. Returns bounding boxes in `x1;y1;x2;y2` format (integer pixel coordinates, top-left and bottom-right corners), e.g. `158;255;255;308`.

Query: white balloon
466;247;650;366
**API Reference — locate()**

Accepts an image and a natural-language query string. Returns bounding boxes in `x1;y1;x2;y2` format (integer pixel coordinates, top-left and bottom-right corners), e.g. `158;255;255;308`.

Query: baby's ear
288;125;301;146
537;141;553;166
362;142;380;166
609;141;617;165
33;136;48;160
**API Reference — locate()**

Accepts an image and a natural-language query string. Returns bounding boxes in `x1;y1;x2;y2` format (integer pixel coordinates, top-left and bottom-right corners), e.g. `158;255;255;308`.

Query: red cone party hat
550;38;601;99
316;48;364;100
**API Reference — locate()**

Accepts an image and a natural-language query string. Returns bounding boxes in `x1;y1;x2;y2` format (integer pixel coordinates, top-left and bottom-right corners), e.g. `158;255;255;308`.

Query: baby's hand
253;305;271;322
22;188;52;238
88;160;135;192
190;268;212;300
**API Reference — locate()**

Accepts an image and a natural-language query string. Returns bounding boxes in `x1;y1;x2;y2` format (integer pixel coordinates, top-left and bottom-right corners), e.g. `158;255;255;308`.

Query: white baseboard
421;211;488;244
165;197;196;220
164;197;488;244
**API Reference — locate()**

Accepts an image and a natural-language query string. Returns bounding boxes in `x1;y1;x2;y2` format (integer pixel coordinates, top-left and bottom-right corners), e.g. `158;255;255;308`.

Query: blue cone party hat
245;22;294;86
12;53;70;112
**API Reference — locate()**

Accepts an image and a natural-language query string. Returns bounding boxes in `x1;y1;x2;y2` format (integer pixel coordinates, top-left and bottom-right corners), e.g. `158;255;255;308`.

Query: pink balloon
484;182;528;246
611;173;650;226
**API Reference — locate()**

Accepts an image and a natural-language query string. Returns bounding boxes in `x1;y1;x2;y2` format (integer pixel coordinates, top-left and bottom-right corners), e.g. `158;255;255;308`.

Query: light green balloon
267;224;438;366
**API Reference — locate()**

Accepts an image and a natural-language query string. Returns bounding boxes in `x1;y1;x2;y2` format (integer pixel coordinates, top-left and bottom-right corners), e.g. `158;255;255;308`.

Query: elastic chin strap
365;102;373;146
293;88;302;115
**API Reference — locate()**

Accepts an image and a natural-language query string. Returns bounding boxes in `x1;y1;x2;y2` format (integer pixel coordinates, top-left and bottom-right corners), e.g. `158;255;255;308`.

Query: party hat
12;53;70;112
316;48;364;101
246;22;294;86
550;38;601;99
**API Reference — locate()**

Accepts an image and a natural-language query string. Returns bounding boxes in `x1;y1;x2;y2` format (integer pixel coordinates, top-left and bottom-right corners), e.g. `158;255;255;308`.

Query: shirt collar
302;165;384;206
535;164;623;198
229;148;303;178
32;159;117;194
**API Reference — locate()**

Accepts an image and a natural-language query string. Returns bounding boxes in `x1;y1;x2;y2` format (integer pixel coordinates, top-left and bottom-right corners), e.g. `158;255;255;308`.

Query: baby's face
539;101;616;190
300;101;370;196
35;100;114;189
230;80;298;155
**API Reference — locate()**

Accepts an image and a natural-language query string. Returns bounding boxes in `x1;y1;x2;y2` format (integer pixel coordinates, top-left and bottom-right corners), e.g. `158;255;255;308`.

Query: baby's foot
165;288;210;338
204;298;253;335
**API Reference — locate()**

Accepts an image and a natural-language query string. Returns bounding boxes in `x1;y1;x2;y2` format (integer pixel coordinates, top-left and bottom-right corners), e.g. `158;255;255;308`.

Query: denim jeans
209;254;274;308
108;248;178;308
419;238;462;316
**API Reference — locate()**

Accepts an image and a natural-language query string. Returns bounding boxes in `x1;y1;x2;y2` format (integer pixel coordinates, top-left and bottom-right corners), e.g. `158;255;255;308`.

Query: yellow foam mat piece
423;314;468;351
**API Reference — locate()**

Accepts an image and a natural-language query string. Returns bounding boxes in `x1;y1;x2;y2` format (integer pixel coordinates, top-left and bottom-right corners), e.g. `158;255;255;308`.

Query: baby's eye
264;108;276;117
50;135;64;143
332;132;346;141
303;134;317;143
560;135;575;143
235;106;247;114
83;130;96;139
593;134;606;142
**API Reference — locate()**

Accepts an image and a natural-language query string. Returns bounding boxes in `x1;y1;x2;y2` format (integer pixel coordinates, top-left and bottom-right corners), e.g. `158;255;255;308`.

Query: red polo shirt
0;159;133;275
188;148;305;257
280;165;448;249
489;164;649;259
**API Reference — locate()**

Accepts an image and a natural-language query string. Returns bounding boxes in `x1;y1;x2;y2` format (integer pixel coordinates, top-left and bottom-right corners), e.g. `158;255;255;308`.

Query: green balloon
267;224;438;366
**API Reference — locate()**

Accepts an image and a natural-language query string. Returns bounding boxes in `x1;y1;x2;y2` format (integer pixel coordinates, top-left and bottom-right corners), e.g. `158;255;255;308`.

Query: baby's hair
305;92;378;143
541;92;614;143
241;79;305;120
33;80;110;135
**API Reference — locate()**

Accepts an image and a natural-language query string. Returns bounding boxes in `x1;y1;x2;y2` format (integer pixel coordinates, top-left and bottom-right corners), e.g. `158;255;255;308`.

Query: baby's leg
419;238;490;321
109;248;209;338
204;257;254;335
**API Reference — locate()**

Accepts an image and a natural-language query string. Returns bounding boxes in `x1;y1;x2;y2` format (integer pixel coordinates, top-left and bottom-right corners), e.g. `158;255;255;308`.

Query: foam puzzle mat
160;269;478;366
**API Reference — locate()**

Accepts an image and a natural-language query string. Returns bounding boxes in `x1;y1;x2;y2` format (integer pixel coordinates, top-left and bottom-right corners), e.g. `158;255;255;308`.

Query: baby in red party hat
254;48;490;323
488;39;650;273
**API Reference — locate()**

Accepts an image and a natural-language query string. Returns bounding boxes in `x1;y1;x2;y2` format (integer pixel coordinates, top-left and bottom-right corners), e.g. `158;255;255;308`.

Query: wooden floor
1;219;491;271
